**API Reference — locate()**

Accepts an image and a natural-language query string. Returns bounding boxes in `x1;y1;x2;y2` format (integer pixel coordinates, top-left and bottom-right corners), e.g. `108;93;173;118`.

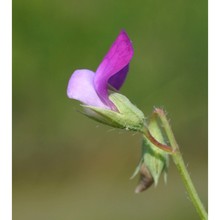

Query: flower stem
153;108;208;220
143;126;173;153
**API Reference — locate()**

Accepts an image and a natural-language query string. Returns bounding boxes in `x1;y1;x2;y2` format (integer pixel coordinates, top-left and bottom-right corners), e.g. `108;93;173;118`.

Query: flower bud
132;113;169;192
142;135;169;186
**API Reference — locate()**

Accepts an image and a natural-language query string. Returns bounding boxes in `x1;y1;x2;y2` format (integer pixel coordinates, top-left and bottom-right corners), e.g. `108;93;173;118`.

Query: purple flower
67;30;134;111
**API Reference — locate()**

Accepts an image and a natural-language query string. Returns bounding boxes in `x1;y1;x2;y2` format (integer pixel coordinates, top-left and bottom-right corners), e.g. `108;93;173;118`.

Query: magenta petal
67;69;110;109
94;30;134;105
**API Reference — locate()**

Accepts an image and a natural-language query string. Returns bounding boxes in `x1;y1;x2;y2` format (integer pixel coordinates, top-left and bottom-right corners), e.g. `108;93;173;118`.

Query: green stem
154;108;208;220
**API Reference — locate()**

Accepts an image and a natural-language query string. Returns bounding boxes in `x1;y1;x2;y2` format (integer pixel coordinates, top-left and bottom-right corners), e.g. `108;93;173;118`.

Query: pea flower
66;31;208;218
67;30;145;131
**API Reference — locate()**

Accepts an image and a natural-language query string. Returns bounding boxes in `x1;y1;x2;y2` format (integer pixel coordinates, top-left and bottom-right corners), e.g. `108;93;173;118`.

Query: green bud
132;114;169;192
142;134;169;186
82;92;145;131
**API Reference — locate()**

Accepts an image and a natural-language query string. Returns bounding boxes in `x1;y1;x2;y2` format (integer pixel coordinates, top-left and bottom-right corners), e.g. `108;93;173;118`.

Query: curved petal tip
94;30;134;105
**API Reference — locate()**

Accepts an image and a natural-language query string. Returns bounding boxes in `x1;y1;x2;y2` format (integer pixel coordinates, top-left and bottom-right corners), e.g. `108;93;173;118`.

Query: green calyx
82;92;145;131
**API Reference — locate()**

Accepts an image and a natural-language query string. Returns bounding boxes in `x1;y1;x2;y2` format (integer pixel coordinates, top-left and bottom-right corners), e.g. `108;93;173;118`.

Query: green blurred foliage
13;0;207;219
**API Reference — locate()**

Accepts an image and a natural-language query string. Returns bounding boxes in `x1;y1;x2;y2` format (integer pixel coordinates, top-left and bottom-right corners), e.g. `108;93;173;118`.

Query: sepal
81;92;145;131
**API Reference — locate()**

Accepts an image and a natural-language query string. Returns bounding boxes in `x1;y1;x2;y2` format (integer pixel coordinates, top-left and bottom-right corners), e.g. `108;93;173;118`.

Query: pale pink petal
67;69;110;109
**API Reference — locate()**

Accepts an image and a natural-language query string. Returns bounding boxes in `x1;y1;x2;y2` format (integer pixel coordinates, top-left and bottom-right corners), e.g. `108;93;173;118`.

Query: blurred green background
13;0;208;219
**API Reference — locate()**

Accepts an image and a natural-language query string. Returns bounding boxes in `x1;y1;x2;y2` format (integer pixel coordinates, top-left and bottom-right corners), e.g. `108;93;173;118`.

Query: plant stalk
153;108;207;220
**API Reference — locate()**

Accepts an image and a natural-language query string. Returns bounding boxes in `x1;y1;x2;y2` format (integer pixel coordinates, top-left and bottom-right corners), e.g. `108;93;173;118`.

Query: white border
0;0;12;219
0;0;215;219
209;0;220;219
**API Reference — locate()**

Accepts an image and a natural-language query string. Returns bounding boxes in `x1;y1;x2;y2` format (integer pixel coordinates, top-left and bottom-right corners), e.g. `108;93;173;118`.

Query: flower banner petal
94;30;134;105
